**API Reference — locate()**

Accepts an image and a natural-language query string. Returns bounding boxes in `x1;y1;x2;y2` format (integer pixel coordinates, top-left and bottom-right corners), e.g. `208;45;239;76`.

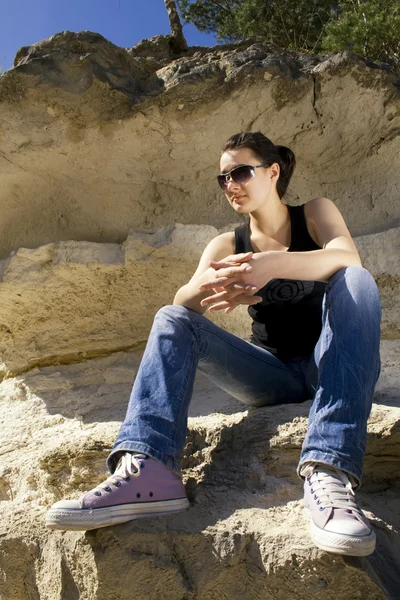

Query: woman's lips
232;195;246;201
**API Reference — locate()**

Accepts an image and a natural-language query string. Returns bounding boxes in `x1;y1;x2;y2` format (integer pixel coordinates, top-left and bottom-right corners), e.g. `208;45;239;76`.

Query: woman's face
219;147;278;213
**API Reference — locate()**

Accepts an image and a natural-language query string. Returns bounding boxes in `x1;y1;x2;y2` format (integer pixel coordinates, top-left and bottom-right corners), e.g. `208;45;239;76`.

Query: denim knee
333;265;377;289
153;305;207;340
343;265;377;287
328;266;381;309
154;304;199;325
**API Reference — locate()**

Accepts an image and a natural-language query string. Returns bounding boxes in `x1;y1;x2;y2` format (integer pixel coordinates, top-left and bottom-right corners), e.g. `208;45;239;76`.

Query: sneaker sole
46;498;190;531
306;509;376;556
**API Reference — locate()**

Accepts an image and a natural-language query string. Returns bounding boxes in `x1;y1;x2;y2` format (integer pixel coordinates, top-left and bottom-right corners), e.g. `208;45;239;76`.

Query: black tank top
234;204;327;359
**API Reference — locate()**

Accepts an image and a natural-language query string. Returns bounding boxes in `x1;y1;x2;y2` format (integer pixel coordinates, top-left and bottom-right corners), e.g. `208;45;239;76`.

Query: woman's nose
226;177;240;192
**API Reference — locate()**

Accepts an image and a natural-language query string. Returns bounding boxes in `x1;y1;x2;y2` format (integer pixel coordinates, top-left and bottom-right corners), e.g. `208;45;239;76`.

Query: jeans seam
171;342;197;447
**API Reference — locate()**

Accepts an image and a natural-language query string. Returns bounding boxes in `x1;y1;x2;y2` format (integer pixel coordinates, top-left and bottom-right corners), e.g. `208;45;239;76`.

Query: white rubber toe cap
50;498;84;510
324;518;371;536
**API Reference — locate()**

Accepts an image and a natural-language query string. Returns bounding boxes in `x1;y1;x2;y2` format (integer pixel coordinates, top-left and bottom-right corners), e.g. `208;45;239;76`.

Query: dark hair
222;131;296;199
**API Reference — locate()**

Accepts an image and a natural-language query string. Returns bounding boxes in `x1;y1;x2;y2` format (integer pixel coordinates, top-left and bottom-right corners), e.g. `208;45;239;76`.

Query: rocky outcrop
1;339;399;600
0;32;399;258
355;228;400;338
0;31;399;600
0;225;398;379
0;226;399;599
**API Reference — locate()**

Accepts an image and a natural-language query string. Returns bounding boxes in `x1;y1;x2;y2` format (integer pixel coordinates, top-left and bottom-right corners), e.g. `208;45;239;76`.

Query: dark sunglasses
217;163;269;191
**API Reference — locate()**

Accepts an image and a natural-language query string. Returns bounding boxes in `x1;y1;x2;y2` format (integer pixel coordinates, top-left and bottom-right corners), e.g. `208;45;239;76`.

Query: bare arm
200;198;363;311
276;196;362;281
173;232;255;314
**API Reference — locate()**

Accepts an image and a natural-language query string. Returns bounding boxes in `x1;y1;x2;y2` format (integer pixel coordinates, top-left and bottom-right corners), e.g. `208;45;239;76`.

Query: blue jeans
108;267;381;487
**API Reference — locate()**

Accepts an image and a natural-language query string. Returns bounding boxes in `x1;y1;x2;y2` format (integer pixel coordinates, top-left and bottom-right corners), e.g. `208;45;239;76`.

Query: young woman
46;132;381;557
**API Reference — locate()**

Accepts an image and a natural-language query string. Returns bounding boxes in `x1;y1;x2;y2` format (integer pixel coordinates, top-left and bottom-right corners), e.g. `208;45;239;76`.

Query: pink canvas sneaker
303;464;376;556
46;453;189;531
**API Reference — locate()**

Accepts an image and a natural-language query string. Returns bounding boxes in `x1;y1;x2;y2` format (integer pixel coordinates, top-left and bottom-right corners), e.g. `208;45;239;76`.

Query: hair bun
276;145;296;182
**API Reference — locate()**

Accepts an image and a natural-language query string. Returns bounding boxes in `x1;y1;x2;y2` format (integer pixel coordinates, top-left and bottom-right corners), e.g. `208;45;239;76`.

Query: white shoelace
308;467;360;512
98;453;144;491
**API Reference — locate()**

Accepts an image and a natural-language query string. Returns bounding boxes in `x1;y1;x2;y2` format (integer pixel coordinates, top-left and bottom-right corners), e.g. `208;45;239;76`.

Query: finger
199;277;230;290
225;304;238;314
207;284;256;298
207;301;231;312
209;252;253;268
220;264;252;277
230;284;259;294
209;261;240;270
210;259;253;271
200;290;230;306
232;251;253;261
207;295;262;312
199;266;252;290
201;285;257;306
200;275;255;290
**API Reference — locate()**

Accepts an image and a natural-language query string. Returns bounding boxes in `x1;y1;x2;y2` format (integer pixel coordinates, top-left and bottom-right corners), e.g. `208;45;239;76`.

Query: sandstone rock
355;228;400;338
0;31;399;599
128;34;178;62
0;225;397;379
0;337;399;599
0;33;399;257
0;230;399;597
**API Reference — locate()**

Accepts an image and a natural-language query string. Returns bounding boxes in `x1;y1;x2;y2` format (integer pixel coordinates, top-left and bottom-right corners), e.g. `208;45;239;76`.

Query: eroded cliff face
0;32;399;600
0;224;398;380
0;31;399;259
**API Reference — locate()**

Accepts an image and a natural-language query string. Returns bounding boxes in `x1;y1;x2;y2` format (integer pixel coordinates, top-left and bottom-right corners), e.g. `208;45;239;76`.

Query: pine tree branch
208;0;233;14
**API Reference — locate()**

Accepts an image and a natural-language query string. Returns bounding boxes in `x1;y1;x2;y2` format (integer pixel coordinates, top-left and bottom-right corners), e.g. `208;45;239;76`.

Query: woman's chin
232;203;251;213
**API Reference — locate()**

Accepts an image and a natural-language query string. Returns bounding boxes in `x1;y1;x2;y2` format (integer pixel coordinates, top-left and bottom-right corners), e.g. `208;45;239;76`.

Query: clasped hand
199;251;271;313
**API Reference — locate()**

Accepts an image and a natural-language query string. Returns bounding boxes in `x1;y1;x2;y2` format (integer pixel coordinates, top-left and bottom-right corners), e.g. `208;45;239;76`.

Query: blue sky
0;0;217;71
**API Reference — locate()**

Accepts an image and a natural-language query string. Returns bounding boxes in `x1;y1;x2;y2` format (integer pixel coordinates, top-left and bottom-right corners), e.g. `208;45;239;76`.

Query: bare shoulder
187;231;235;283
303;197;354;248
304;196;347;226
204;231;235;257
304;196;340;218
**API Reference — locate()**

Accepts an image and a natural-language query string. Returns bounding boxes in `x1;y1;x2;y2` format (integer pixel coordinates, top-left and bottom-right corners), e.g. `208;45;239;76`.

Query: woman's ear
269;162;280;182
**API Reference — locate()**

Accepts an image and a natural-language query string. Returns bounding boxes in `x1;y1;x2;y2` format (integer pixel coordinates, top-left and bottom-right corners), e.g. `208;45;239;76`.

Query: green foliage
177;0;334;52
321;0;400;69
177;0;400;70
